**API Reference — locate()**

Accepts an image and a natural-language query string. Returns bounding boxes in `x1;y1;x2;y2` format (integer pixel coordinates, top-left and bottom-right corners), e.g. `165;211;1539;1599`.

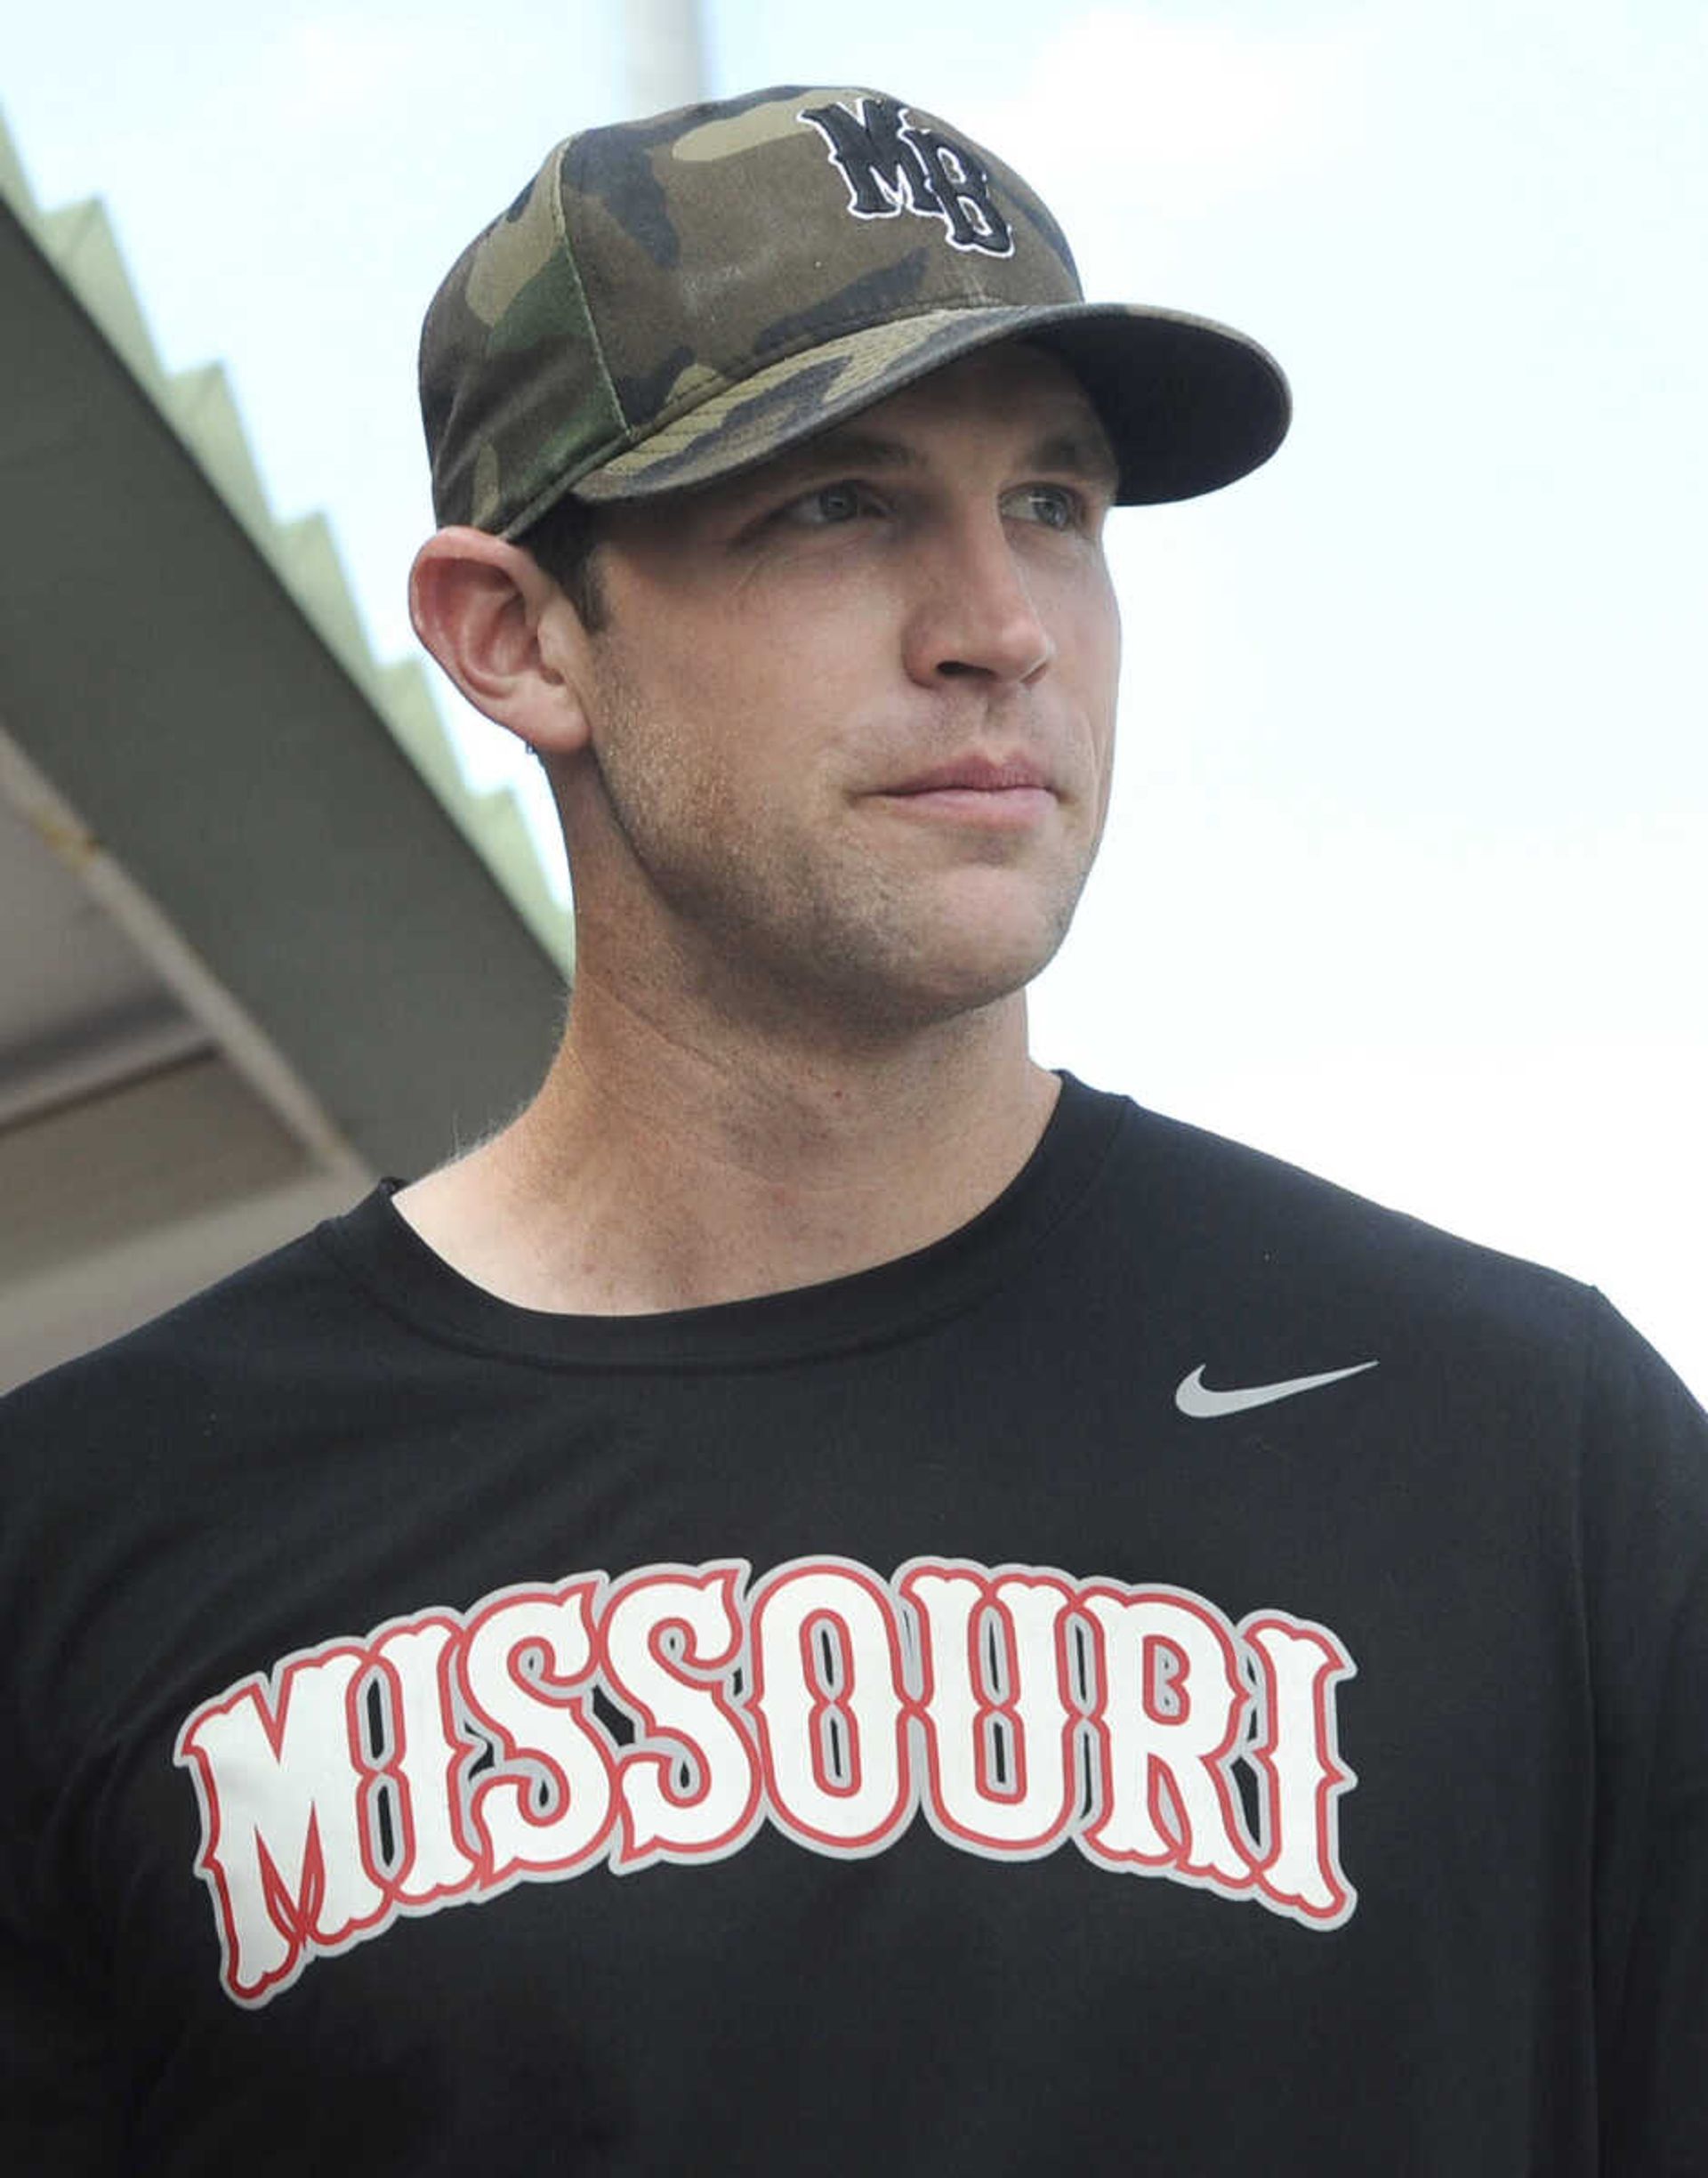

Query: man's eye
1007;484;1080;530
788;482;873;526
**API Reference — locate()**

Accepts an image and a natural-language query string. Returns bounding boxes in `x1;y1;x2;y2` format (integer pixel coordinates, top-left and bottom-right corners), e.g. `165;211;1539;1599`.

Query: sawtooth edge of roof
0;108;572;977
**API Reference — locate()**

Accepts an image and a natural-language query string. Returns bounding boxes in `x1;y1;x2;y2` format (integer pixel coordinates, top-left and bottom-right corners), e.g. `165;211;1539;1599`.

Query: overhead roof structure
0;116;573;1390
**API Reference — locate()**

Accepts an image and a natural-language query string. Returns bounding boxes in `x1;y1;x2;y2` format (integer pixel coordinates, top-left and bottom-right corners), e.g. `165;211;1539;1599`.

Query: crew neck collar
314;1072;1130;1374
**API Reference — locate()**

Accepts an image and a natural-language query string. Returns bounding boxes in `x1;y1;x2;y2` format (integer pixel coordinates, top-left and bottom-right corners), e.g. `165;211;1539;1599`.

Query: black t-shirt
3;1078;1705;2173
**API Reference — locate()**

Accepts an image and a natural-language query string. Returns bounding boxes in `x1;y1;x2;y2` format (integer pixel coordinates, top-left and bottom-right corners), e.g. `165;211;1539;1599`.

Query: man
2;85;1704;2176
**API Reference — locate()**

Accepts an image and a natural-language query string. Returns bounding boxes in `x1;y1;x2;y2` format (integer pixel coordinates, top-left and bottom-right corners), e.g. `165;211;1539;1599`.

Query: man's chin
873;912;1081;1031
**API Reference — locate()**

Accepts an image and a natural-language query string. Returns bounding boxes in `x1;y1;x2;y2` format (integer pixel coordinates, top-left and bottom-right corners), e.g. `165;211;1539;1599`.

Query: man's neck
393;976;1059;1316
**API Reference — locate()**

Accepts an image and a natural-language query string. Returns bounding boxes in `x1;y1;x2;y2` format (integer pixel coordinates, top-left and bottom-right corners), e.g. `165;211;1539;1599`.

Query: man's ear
408;527;593;758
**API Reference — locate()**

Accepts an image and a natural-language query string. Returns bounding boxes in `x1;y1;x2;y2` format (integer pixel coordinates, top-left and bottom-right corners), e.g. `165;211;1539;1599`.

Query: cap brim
570;301;1289;510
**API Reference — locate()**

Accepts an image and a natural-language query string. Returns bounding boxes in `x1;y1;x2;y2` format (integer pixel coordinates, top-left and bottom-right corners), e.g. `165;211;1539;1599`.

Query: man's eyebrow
751;418;1120;492
768;430;927;481
1024;428;1121;489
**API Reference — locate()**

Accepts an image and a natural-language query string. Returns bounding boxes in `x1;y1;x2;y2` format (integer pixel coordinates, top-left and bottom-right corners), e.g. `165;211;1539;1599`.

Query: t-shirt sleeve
1584;1294;1708;2174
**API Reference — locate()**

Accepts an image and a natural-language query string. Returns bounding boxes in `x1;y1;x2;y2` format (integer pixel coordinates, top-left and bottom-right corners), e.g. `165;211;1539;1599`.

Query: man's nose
900;512;1057;688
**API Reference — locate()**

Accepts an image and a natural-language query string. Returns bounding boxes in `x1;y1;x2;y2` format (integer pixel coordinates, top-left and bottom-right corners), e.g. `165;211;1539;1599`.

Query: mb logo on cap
799;94;1015;258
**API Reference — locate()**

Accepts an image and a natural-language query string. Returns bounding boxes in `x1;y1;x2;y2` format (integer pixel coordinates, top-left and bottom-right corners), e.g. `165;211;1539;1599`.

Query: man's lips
872;754;1059;828
885;754;1053;795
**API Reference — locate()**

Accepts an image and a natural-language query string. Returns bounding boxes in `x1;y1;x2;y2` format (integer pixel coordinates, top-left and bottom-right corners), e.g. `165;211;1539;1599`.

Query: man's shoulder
1095;1097;1708;1501
0;1191;383;1447
1110;1093;1581;1282
1104;1093;1602;1358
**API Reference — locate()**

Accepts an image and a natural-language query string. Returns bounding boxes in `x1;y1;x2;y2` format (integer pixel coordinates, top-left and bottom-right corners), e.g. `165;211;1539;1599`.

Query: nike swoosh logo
1175;1359;1379;1419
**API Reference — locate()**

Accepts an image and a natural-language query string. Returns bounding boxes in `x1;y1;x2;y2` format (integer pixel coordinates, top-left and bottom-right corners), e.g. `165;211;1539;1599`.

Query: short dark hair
516;492;608;631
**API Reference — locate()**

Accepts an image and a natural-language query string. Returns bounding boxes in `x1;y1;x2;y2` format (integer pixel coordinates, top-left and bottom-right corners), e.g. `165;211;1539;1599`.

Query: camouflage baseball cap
421;85;1289;536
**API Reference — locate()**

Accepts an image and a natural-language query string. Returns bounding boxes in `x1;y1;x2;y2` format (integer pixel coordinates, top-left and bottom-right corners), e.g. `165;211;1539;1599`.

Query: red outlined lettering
175;1642;390;2005
458;1580;617;1888
601;1562;763;1873
176;1556;1359;2007
749;1559;913;1853
1077;1584;1260;1897
367;1616;481;1906
1240;1611;1358;1927
900;1560;1080;1857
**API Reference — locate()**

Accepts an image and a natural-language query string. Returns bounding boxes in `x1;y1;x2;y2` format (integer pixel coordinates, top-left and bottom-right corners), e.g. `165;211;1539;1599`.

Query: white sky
4;0;1704;1400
